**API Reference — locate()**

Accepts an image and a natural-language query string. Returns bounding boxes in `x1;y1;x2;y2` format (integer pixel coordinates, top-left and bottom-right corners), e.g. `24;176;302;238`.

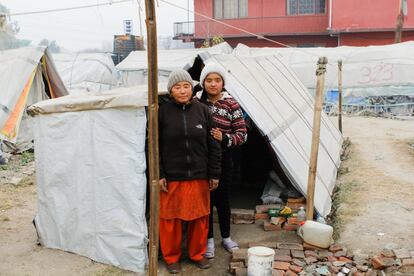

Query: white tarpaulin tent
28;86;163;272
116;42;233;87
53;53;118;95
0;46;67;152
205;54;343;216
234;41;414;99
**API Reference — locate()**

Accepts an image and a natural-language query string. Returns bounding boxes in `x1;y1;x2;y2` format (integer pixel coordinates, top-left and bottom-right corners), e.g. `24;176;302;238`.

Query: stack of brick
228;242;414;276
254;198;306;232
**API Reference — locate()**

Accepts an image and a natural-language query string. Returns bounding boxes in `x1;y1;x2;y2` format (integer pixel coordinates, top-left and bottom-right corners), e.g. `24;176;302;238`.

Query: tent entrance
230;121;299;210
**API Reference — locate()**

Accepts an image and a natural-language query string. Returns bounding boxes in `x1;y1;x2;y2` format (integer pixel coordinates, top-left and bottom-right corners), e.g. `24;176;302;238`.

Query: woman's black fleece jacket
159;100;222;181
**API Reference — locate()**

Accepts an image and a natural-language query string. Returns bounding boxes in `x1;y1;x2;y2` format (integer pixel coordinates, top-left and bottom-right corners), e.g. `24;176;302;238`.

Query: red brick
264;221;282;231
249;241;278;248
304;250;318;257
303;242;325;250
289;265;302;273
402;258;414;267
256;204;282;214
283;224;298;231
255;213;270;220
284;271;298;276
270;216;286;225
371;256;395;270
273;261;291;271
339;256;353;263
285;202;305;211
275;255;292;262
274;249;291;256
287;197;305;203
327;255;338;262
277;243;303;251
287;217;298;225
231;209;255;224
272;270;285;276
232;248;248;263
304;256;318;264
329;244;343;253
291;250;305;259
235;267;247;276
229;261;244;274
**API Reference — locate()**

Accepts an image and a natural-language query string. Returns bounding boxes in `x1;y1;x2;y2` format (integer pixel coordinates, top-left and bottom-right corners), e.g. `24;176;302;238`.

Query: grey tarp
205;54;343;216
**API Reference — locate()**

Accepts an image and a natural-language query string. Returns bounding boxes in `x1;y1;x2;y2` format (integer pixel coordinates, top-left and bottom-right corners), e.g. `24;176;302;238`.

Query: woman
195;63;247;258
159;69;221;274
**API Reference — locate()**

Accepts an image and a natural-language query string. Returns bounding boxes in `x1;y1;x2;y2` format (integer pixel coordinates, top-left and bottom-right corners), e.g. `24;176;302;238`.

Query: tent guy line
8;0;133;16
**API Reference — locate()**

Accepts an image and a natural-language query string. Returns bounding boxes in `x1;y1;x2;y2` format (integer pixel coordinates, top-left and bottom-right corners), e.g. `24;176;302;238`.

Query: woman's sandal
204;245;215;259
221;239;239;253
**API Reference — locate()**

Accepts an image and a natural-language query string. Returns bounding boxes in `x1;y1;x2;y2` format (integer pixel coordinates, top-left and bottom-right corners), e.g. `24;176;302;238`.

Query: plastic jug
297;220;333;248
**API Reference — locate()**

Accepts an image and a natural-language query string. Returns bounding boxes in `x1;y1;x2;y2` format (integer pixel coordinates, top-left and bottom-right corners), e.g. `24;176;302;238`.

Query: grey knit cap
167;69;194;93
199;62;227;88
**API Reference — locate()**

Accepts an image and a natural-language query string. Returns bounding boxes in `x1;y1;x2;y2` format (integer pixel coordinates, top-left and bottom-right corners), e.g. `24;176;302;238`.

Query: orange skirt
160;179;210;221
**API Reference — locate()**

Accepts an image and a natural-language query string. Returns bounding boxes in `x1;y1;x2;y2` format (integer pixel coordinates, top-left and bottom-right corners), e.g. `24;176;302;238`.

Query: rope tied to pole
316;57;328;76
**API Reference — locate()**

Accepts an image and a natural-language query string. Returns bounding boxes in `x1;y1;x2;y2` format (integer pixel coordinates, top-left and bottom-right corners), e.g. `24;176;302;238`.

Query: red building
174;0;414;47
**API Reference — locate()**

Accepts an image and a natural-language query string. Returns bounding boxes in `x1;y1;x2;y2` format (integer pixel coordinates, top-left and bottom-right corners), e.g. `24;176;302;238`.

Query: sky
1;0;194;51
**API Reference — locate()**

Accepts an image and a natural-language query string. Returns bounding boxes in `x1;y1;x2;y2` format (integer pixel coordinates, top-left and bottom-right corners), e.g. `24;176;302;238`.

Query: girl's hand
210;128;223;142
160;178;168;192
209;179;219;191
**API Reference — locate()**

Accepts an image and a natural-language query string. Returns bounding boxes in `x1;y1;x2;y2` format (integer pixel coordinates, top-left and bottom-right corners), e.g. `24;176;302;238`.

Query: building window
287;0;325;15
214;0;248;19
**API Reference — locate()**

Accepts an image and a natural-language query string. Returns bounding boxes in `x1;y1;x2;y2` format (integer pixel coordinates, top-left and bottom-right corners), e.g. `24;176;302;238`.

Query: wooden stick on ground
306;56;328;220
145;0;160;275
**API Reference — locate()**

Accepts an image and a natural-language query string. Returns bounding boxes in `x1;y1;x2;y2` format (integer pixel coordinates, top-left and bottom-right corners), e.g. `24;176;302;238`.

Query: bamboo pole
338;60;343;133
395;0;403;43
144;1;160;275
306;57;328;220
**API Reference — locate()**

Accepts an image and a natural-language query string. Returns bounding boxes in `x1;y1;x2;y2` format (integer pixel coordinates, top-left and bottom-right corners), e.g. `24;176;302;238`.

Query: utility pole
338;60;343;133
306;57;328;220
144;0;160;275
395;0;404;43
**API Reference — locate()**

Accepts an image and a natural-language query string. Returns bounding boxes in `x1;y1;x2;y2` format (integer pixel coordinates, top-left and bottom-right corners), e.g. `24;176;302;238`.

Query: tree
201;35;225;48
0;4;31;50
38;39;61;53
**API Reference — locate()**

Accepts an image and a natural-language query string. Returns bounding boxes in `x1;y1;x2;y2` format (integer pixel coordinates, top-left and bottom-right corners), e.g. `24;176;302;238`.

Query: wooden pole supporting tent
306;57;328;220
144;0;160;275
338;60;343;133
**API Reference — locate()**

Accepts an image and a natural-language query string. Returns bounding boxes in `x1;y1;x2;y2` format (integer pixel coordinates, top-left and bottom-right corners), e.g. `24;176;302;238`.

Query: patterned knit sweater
195;90;247;149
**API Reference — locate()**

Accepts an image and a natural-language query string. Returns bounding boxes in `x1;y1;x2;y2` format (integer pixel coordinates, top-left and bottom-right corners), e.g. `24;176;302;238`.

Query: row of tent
2;41;414;151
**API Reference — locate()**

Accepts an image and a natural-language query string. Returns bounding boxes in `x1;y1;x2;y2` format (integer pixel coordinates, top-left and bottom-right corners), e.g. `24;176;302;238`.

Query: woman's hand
210;128;223;142
209;179;219;191
160;178;168;192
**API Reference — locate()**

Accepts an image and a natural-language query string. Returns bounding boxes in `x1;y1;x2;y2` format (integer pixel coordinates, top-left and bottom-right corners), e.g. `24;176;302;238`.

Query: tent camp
116;42;233;87
27;49;342;272
28;86;161;273
53;52;118;95
0;46;67;152
234;42;414;114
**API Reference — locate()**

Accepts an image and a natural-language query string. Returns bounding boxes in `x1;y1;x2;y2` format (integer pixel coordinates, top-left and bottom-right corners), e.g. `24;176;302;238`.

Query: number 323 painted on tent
358;64;394;84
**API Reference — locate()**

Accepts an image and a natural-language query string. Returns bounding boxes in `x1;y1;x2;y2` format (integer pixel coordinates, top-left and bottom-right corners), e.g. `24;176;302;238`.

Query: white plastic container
297;220;334;248
247;246;275;276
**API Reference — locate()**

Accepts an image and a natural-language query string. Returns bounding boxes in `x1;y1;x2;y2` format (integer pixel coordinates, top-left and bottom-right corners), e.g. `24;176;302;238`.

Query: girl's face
204;73;223;97
170;81;193;104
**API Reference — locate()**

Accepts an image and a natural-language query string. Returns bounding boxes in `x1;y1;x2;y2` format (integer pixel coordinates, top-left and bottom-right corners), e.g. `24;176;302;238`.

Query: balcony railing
174;21;195;37
174;15;329;39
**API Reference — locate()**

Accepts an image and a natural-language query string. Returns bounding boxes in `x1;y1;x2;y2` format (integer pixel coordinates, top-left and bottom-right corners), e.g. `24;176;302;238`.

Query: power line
9;0;133;16
159;0;340;64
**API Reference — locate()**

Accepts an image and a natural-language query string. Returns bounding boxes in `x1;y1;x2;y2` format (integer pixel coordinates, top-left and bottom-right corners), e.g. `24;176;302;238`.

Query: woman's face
170;81;193;104
204;73;223;97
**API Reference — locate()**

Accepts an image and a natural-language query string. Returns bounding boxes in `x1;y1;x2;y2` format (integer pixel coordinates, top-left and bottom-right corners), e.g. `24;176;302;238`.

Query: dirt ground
1;116;414;275
333;116;414;254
